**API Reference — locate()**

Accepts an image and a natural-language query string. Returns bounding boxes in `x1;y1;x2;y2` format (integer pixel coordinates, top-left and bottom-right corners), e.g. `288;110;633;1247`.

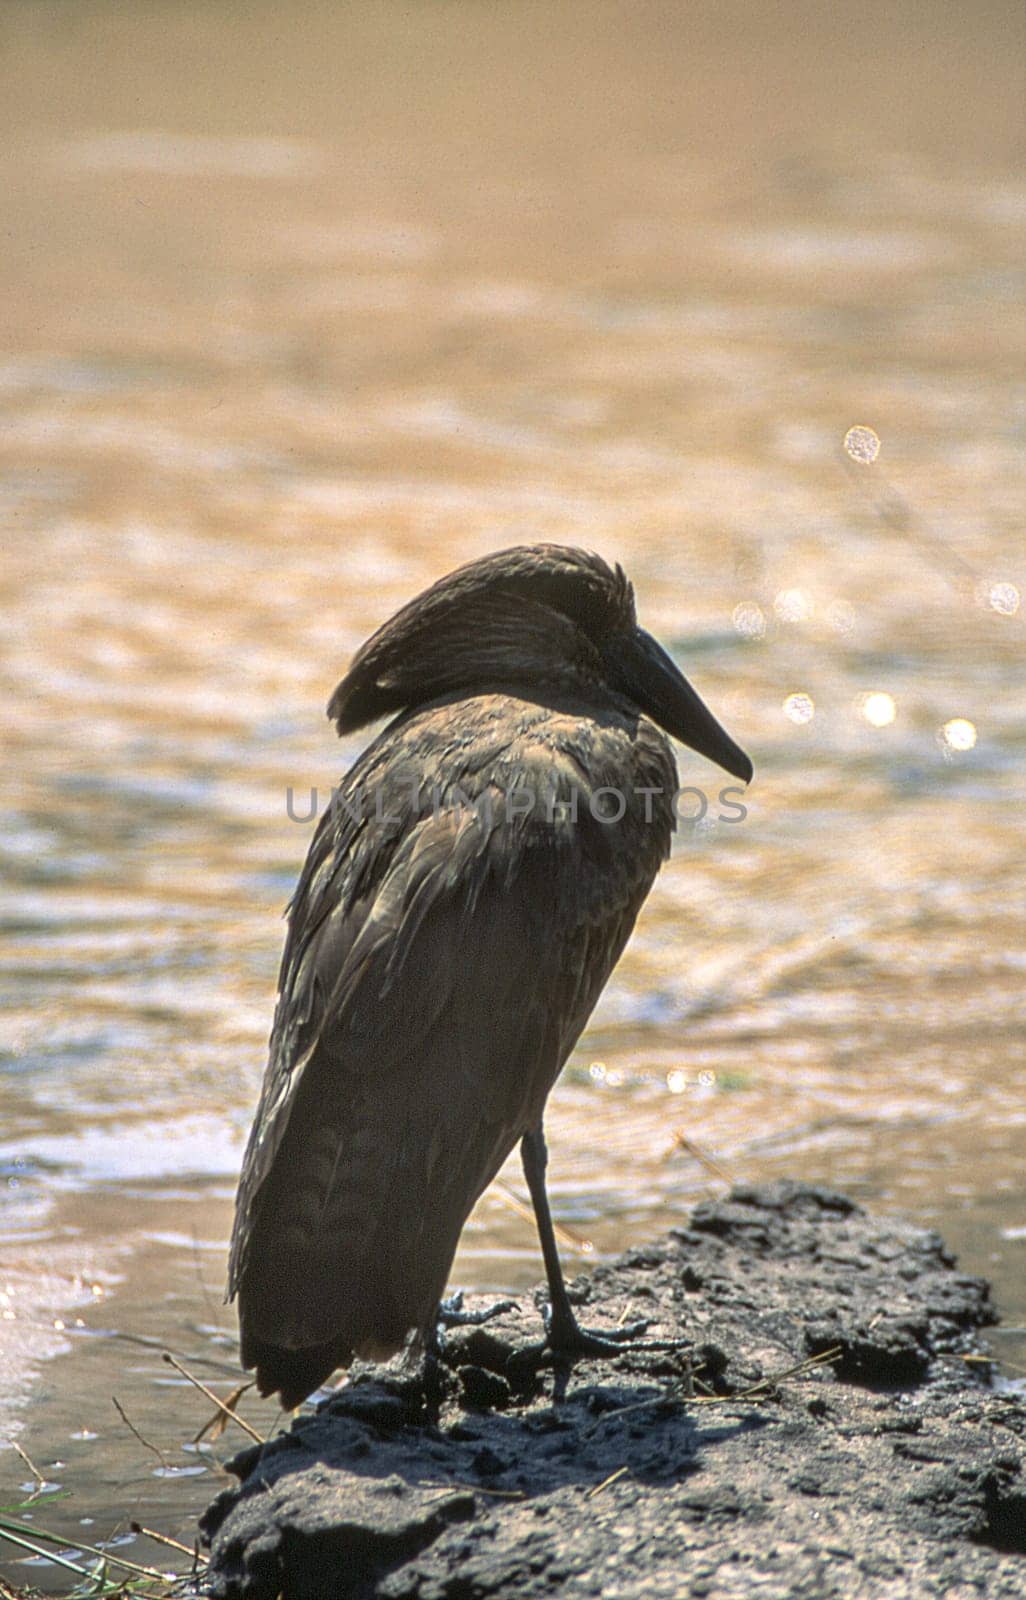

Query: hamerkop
228;545;752;1406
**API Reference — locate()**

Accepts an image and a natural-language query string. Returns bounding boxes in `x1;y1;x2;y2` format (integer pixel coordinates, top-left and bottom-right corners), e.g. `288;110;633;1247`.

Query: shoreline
201;1182;1026;1599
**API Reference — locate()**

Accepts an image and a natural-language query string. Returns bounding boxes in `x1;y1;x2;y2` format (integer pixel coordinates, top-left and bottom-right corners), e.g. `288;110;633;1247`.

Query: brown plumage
227;545;752;1407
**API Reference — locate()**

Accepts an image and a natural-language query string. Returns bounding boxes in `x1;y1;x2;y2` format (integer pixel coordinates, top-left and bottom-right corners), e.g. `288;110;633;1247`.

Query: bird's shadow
206;1350;767;1538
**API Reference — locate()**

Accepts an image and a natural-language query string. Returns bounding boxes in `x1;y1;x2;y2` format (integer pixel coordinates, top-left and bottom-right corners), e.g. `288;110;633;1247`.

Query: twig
585;1464;630;1500
130;1520;209;1564
493;1180;593;1254
112;1394;169;1469
9;1441;46;1491
162;1352;265;1444
664;1132;733;1184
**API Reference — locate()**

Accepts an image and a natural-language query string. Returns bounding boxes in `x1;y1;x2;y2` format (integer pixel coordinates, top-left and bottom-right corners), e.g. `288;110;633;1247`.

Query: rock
200;1182;1025;1599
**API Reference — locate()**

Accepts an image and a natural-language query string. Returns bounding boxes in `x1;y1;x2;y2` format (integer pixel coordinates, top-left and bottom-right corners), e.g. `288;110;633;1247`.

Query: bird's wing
228;760;659;1363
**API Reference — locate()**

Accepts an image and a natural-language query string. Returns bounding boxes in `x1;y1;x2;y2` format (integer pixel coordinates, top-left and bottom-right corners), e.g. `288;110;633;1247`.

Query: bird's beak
614;629;754;785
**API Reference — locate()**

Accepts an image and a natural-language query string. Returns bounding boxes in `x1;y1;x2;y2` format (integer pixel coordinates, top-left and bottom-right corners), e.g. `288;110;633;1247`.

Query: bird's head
328;544;752;785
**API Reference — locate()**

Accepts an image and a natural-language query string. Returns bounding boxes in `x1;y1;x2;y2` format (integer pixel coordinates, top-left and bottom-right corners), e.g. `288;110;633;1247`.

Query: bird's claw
542;1304;687;1359
437;1291;519;1331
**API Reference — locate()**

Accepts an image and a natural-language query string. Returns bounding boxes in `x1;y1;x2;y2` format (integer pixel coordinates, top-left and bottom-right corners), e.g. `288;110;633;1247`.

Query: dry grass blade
0;1512;167;1583
492;1180;593;1254
0;1522;104;1583
192;1381;255;1444
162;1352;264;1444
689;1344;843;1404
583;1369;707;1436
664;1132;733;1183
422;1480;526;1501
585;1346;842;1433
585;1464;631;1500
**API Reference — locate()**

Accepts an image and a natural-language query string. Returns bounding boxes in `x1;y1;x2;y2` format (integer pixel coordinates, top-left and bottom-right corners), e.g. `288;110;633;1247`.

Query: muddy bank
200;1184;1025;1599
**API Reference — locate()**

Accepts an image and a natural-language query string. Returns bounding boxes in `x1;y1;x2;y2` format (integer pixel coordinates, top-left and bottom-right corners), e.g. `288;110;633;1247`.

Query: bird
227;544;752;1408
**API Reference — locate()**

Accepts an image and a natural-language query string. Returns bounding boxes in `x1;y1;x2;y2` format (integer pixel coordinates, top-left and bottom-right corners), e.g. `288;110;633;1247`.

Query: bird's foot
528;1303;688;1363
422;1293;520;1416
437;1290;519;1331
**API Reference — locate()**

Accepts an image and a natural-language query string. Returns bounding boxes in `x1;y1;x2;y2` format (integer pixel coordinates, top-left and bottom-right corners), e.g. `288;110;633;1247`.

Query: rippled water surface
1;0;1024;1581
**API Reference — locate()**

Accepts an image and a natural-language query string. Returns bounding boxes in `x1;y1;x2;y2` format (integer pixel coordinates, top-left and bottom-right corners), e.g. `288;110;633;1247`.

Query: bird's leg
520;1124;685;1358
422;1325;445;1423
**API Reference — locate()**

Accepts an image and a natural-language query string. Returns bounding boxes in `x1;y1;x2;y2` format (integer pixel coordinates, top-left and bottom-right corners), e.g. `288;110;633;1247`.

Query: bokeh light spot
844;425;881;463
774;588;811;623
860;691;896;727
939;718;977;752
989;581;1020;616
732;601;766;639
825;598;856;635
783;692;815;724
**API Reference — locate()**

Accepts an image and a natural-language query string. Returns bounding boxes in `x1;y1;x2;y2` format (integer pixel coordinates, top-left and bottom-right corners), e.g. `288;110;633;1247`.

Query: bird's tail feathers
245;1331;352;1412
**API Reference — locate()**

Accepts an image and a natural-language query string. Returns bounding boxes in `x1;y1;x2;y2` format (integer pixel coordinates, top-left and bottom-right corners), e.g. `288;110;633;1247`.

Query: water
1;0;1024;1583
